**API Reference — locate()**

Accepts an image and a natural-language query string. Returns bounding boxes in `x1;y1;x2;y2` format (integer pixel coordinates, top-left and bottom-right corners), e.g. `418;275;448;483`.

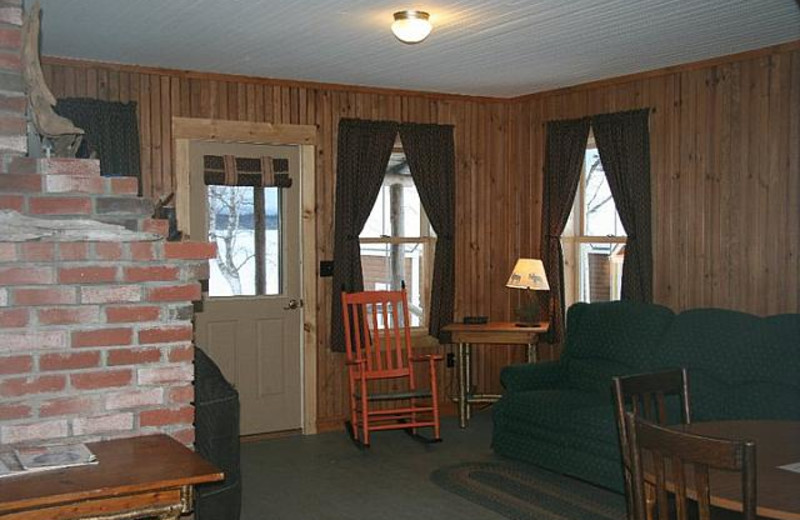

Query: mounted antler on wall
22;1;83;157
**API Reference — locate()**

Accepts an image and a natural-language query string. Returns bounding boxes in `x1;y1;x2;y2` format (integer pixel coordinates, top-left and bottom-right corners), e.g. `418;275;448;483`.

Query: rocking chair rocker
341;288;442;447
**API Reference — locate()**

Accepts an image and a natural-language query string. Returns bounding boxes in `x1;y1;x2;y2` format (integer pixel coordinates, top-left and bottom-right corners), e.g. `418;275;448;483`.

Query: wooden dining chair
625;412;757;520
613;369;692;520
341;288;442;447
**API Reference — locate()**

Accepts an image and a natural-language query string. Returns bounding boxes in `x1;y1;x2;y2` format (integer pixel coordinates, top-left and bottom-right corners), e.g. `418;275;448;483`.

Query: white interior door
190;141;302;435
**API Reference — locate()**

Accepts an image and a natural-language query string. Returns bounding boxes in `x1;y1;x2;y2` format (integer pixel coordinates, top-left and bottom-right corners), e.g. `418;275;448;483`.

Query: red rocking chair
341;288;442;447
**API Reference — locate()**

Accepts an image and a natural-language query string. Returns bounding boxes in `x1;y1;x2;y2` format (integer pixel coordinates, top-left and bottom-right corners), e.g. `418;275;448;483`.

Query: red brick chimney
0;0;214;447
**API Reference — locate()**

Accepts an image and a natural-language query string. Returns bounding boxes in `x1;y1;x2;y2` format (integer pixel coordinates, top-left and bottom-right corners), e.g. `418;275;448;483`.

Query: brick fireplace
0;0;215;448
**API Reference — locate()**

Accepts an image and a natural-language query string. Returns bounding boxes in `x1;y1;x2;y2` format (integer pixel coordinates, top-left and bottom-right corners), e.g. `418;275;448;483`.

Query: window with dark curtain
541;110;652;344
55;98;141;193
330;119;457;351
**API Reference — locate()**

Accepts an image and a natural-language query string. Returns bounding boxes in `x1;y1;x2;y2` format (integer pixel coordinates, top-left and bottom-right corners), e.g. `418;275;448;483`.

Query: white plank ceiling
36;0;800;98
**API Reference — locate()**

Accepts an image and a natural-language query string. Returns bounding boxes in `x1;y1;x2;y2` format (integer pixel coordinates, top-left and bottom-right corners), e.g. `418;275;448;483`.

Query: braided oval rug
431;461;626;520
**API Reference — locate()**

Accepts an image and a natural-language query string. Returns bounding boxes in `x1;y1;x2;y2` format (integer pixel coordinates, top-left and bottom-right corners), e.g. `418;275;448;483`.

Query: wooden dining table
661;420;800;520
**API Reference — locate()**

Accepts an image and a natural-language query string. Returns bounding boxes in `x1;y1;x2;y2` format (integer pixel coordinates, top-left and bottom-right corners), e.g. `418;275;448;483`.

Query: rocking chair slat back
343;289;414;378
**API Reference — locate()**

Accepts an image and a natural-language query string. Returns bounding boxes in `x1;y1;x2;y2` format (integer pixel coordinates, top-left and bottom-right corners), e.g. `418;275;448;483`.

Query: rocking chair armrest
410;354;444;362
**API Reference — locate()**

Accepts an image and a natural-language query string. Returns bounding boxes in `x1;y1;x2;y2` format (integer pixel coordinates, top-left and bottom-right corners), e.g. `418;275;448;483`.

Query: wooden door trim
173;117;318;435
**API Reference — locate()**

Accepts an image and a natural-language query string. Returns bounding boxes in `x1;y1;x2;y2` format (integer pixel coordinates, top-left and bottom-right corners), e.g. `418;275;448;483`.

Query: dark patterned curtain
592;109;653;302
330;119;399;352
540;117;591;344
399;123;456;342
55;98;141;193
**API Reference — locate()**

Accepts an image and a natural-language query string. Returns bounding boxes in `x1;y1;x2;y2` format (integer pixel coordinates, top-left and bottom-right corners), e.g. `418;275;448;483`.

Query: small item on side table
15;443;97;471
463;316;488;324
0;443;98;480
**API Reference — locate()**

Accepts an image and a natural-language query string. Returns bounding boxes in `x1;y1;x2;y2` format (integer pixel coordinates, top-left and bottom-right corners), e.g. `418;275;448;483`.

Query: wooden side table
0;434;224;520
442;321;549;428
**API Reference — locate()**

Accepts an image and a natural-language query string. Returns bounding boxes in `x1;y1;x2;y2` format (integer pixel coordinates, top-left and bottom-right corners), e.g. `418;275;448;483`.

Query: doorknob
283;299;302;310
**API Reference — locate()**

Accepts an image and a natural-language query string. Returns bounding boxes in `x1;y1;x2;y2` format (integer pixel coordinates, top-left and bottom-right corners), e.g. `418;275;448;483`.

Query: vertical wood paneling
510;46;800;326
41;42;799;429
137;74;151;196
119;71;130;102
788;52;800;312
149;75;162;195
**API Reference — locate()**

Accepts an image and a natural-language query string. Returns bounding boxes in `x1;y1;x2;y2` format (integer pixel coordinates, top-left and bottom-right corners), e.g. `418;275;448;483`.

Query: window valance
203;155;292;187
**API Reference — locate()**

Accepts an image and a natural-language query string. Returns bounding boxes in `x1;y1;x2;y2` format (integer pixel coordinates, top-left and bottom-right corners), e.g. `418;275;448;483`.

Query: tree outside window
207;185;281;297
359;147;435;329
561;134;626;308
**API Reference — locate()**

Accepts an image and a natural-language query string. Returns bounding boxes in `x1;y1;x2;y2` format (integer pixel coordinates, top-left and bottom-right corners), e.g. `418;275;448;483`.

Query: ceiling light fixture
391;10;432;44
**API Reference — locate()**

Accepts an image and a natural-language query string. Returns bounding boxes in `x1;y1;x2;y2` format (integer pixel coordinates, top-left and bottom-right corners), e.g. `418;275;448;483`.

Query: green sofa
491;300;800;492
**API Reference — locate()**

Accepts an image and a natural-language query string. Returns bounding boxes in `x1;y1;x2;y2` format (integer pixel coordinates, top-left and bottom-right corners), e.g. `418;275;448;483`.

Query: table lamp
506;258;550;327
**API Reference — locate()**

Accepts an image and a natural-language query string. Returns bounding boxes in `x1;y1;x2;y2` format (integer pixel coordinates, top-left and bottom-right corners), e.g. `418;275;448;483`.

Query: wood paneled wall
510;42;800;318
41;40;799;429
40;58;522;428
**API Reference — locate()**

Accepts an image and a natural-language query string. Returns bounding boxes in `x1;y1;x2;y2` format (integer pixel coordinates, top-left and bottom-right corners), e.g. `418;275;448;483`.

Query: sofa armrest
500;361;566;392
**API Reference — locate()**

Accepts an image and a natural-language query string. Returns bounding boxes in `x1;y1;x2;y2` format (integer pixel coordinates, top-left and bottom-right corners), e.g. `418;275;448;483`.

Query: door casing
173;117;318;435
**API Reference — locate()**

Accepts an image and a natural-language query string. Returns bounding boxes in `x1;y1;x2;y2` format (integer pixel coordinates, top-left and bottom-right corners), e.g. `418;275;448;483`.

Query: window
359;144;435;330
207;185;281;297
561;134;626;308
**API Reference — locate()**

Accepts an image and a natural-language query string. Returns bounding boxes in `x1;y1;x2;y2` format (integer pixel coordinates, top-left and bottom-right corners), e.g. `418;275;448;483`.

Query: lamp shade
506;258;550;291
391;10;432;44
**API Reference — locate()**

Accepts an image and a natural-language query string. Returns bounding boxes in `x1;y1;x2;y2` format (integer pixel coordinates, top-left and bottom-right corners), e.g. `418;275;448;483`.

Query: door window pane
208;185;257;296
208;185;282;297
264;187;281;295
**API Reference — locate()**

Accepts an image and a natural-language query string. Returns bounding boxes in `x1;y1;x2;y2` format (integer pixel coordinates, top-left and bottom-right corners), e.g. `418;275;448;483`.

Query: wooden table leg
156;485;192;519
645;482;655;520
465;344;472;422
526;341;538;363
457;342;467;428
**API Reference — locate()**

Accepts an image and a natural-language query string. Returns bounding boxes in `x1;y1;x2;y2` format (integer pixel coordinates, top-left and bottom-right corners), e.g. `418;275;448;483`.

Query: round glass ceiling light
391;10;432;44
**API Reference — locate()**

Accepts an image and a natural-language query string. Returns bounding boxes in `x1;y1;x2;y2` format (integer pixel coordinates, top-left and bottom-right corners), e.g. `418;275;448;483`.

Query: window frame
561;136;626;309
358;142;437;337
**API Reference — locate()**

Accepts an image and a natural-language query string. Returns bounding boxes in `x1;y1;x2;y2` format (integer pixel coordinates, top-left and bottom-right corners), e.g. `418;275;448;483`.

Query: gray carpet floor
239;410;615;520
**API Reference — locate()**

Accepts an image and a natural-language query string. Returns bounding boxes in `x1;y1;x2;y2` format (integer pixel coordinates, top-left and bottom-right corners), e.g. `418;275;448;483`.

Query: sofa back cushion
651;309;800;421
564;301;675;393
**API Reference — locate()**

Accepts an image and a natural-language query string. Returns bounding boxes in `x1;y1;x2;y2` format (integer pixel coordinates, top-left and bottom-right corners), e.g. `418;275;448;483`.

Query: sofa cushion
651;309;800;421
493;388;612;433
564;301;675;393
500;361;568;392
493;395;623;484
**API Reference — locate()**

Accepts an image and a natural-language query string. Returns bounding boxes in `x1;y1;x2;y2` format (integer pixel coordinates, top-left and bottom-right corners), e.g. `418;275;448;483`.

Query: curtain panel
330;119;399;352
398;123;456;342
55;98;141;192
591;109;653;303
540;117;591;344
